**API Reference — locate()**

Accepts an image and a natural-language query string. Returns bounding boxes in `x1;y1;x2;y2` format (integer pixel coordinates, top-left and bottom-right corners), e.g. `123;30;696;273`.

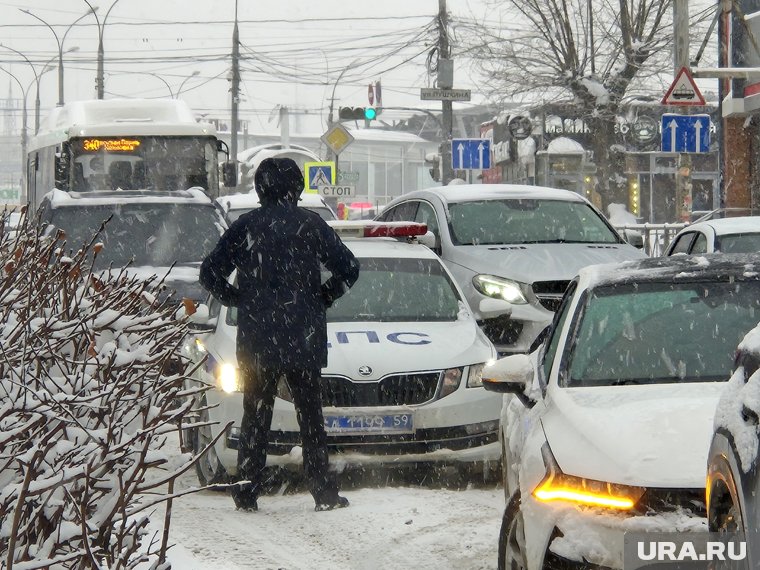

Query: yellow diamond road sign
321;124;355;156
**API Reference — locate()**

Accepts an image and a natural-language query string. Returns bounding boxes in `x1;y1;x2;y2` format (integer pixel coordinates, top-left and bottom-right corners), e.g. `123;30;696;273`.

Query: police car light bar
327;221;428;239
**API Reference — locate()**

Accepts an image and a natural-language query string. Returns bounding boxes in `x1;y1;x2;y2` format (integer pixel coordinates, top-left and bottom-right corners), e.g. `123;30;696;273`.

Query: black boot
231;484;259;512
314;494;349;512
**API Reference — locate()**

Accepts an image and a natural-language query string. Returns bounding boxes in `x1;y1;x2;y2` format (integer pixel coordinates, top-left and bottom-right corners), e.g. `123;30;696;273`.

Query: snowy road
163;470;504;570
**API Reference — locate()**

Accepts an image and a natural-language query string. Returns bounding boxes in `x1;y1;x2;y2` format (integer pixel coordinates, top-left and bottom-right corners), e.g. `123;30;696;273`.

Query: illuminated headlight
533;444;644;510
467;363;486;388
472;275;528;304
439;367;463;398
215;363;242;393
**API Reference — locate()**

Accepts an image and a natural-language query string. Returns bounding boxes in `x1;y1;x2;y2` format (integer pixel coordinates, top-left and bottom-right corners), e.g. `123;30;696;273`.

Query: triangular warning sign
662;66;706;106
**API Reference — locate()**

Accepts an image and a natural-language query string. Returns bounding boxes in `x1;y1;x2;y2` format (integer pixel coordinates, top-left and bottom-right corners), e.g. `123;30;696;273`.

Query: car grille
320;373;441;407
480;315;523;346
635;488;706;516
532;280;571;312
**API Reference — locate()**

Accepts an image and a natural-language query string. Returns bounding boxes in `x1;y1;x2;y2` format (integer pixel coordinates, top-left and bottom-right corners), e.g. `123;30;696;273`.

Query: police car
184;221;505;485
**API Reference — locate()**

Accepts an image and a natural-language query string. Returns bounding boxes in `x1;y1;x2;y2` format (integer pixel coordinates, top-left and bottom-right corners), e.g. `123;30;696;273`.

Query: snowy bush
0;208;209;569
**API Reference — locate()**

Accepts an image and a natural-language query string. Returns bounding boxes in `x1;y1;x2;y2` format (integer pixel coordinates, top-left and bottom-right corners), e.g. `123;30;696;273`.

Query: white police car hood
324;320;494;381
450;243;646;283
97;264;206;303
541;382;726;488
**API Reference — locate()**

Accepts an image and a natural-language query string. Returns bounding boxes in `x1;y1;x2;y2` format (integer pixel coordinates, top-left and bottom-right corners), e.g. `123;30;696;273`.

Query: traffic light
425;152;441;182
338;107;377;121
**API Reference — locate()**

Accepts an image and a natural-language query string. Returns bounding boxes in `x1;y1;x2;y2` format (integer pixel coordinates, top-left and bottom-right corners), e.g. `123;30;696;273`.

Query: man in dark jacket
199;157;360;512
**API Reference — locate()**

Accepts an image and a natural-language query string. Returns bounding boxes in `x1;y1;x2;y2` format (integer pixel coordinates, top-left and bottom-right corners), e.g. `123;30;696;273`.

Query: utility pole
438;0;454;185
674;0;693;222
230;0;240;190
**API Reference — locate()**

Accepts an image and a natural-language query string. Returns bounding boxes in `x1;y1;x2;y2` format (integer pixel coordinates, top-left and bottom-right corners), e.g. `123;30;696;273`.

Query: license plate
324;413;414;434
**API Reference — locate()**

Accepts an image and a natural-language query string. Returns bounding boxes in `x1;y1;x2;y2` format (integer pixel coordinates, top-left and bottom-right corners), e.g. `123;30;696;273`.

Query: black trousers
235;353;339;504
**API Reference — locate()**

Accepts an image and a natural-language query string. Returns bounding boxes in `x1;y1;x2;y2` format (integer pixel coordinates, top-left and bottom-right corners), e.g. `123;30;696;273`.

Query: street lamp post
20;7;95;106
0;45;76;132
327;59;360;173
0;67;29;201
176;70;200;98
144;73;173;97
84;0;120;100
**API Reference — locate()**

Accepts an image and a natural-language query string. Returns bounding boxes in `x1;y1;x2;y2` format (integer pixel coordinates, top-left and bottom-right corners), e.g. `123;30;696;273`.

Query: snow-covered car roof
398;183;587;204
578;252;760;291
215;191;328;211
685;216;760;235
44;188;214;207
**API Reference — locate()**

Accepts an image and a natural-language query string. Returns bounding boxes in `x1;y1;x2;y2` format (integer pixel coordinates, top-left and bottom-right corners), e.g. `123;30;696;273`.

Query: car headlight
215;362;242;393
533;444;645;510
472;274;528;305
467;363;486;388
439;367;463;398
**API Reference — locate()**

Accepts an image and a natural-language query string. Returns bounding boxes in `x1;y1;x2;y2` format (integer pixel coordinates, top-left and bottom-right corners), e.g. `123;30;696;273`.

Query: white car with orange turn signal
482;254;760;569
183;221;508;486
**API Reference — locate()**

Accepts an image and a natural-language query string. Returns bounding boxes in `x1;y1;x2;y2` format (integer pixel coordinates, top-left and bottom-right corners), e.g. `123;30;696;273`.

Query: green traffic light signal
364;107;377;120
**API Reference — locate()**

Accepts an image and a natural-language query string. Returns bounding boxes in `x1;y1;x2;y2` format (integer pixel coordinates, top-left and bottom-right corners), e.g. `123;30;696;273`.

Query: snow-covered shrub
0;208;208;569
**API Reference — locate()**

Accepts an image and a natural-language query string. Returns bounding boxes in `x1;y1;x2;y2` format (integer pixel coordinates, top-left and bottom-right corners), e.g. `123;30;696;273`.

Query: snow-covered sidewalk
163;479;503;570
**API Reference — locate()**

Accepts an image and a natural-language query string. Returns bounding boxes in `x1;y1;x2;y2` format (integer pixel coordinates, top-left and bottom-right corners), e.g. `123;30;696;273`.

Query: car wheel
498;491;528;570
194;403;230;486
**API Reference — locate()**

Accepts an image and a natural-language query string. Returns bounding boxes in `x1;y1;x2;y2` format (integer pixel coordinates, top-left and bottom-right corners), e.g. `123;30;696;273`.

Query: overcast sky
0;0;496;135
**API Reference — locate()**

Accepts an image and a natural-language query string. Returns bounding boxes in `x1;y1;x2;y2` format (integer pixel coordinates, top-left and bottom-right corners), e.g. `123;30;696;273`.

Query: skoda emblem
358;365;372;377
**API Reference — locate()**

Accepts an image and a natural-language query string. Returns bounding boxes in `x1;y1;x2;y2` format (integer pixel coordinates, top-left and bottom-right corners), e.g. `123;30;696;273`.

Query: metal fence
613;223;688;257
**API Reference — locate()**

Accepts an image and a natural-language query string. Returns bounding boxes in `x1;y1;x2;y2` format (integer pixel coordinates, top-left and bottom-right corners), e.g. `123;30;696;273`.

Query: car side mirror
479;297;512;319
622;228;644;249
222;161;237;188
185;302;217;333
418;230;438;250
482;354;536;407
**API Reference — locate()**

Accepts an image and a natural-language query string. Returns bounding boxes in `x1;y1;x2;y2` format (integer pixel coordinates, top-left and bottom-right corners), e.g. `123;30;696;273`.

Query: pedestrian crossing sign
304;162;335;194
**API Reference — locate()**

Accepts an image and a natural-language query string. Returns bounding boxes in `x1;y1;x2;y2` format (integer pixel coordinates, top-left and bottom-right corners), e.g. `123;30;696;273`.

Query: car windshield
327;257;461;322
564;280;760;387
49;203;221;269
227;206;335;222
225;257;461;326
717;233;760;253
448;199;620;245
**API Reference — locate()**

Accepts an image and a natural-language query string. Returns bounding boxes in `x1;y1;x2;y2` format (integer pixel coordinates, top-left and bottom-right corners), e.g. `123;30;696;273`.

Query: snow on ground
155;436;504;569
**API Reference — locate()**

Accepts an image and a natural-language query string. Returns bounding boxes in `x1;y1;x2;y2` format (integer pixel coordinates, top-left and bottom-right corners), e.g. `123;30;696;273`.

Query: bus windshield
69;136;219;193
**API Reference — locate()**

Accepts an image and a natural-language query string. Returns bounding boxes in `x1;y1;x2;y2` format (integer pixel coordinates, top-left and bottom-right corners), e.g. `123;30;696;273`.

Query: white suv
376;184;646;354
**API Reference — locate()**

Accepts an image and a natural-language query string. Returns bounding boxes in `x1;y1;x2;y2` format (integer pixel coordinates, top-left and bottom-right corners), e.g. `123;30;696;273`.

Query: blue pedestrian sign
661;113;710;153
304;161;335;194
451;138;491;170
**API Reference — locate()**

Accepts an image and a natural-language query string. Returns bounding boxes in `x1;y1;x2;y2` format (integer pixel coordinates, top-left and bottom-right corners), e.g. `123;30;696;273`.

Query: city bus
26;98;236;210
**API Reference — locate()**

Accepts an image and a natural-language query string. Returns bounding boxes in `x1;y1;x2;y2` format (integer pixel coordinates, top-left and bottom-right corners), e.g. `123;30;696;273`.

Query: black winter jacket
200;162;359;370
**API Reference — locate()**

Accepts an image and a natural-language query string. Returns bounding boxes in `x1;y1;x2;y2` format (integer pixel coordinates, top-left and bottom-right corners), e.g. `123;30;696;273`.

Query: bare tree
0;208;217;569
460;0;715;205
